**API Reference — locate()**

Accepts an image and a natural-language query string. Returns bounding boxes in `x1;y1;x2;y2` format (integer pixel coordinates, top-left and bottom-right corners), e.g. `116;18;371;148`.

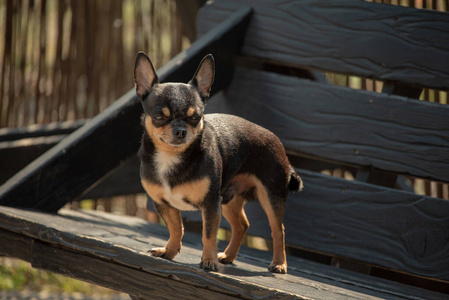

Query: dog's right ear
134;52;159;100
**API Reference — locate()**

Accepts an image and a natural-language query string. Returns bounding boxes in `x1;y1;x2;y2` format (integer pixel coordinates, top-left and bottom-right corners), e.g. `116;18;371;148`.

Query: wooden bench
1;1;449;299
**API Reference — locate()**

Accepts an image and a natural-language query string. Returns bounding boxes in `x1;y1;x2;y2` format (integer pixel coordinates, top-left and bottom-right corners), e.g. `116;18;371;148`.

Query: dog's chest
141;151;209;211
154;151;181;178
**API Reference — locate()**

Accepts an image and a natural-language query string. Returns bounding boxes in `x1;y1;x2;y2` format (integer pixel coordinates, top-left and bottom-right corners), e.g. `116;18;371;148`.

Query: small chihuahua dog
134;52;302;273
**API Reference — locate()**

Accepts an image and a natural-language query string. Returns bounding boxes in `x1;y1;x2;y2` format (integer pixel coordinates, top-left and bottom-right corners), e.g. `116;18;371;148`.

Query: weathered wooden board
178;167;449;283
286;169;449;283
0;120;86;184
0;136;64;185
213;68;449;183
0;119;144;196
0;206;446;299
0;120;86;142
198;0;449;91
0;6;252;212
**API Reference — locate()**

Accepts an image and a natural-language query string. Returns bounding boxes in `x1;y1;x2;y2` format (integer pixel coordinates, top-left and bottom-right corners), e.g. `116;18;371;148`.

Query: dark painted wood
31;241;238;300
356;79;423;187
0;6;253;212
0;120;86;184
0;134;145;196
287;169;449;283
0;206;446;299
0;226;33;262
0;120;86;142
215;68;449;183
0;135;64;185
0;119;143;196
83;155;144;198
198;0;449;91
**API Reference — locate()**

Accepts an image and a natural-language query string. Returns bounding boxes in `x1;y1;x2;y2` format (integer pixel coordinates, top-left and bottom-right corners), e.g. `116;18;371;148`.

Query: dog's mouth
160;137;188;147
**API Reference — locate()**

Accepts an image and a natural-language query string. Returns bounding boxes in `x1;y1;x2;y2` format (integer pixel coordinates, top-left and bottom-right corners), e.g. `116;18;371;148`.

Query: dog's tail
288;165;303;192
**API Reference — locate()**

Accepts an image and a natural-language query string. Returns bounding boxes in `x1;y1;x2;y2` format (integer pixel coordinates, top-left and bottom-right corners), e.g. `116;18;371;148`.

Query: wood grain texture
239;169;449;282
198;0;449;90
0;137;145;197
0;121;86;185
0;6;252;212
0;135;64;185
0;206;446;300
31;241;238;300
210;68;449;183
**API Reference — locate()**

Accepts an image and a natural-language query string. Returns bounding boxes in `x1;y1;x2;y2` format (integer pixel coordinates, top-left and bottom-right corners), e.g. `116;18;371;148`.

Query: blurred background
0;0;202;128
0;0;447;298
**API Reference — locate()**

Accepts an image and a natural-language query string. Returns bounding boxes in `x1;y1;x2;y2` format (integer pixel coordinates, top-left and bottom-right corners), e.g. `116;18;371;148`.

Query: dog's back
204;113;301;204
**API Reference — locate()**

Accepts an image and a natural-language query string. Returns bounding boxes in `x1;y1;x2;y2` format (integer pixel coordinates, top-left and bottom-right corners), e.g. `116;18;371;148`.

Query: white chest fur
152;151;198;211
154;151;181;177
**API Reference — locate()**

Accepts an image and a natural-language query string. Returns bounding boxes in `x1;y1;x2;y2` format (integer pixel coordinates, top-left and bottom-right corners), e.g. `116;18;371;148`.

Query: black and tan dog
134;52;302;273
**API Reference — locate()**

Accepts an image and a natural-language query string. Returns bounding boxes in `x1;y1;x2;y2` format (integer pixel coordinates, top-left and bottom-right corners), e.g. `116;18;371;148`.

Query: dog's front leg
199;200;221;271
150;202;183;260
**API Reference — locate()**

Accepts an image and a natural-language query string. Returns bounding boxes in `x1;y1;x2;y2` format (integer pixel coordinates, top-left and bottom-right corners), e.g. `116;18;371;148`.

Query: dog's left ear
134;52;159;100
190;54;215;99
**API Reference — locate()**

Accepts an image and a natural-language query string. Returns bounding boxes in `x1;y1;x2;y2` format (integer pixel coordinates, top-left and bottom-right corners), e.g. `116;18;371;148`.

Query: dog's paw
217;252;234;264
199;259;219;272
148;247;177;260
268;263;287;274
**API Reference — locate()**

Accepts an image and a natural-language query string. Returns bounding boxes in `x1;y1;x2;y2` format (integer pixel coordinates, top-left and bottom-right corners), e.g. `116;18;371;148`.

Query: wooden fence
329;0;448;200
0;0;186;128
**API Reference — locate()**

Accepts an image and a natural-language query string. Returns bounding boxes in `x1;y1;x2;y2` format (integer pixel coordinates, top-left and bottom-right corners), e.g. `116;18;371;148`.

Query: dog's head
134;52;215;152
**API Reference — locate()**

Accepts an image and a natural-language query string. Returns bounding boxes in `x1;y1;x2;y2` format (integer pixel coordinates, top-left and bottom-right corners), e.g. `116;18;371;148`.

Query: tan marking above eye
187;107;195;117
162;107;171;117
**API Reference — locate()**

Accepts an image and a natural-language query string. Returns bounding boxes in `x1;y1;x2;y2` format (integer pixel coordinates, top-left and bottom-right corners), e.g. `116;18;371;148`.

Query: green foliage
0;258;118;295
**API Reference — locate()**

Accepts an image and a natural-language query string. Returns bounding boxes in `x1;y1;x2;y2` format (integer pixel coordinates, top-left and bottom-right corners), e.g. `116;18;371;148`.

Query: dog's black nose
173;128;187;139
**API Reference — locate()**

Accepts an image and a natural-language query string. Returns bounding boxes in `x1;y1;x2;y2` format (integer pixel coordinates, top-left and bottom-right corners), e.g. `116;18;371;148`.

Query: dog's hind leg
218;195;249;264
256;182;288;274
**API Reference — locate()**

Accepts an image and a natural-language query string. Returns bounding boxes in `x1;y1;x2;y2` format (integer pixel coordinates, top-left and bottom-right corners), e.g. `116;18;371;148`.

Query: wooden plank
0;120;86;142
198;0;449;91
31;241;238;300
0;6;253;212
289;169;449;282
0;225;33;262
354;77;424;188
227;169;449;282
215;68;449;183
0;120;143;196
0;136;144;196
0;136;64;185
0;121;86;185
83;155;144;199
0;207;446;299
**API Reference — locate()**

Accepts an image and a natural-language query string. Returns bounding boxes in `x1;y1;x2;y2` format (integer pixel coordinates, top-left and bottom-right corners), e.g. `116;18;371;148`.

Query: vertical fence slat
2;0;14;126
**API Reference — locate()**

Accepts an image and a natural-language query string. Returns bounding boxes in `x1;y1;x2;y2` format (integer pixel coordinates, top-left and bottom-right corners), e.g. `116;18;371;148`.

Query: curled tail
288;166;303;192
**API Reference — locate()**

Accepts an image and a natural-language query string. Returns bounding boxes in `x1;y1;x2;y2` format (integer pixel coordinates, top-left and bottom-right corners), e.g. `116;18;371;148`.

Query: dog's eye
154;115;166;121
189;116;199;121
